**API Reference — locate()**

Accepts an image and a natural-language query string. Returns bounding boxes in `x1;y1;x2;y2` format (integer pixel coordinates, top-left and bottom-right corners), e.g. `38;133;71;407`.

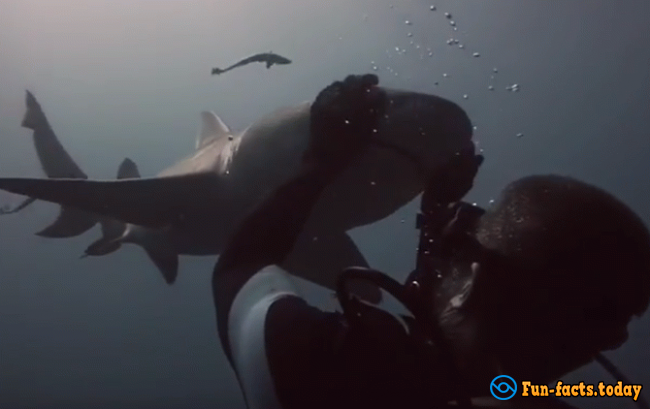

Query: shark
0;87;474;303
211;52;292;75
1;91;139;248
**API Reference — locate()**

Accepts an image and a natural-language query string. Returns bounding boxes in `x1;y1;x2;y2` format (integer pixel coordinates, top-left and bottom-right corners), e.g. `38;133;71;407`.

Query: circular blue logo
490;375;517;400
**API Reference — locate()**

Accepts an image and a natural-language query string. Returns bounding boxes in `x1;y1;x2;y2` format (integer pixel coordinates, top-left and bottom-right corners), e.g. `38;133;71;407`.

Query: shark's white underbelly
157;89;474;255
222;89;474;236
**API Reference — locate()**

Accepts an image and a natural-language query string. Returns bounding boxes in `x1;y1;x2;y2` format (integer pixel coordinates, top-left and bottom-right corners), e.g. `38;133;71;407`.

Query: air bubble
488;85;494;91
493;67;498;73
449;20;456;26
472;52;480;57
344;120;350;124
443;73;448;77
463;94;468;99
405;20;412;25
407;32;413;37
372;66;378;71
370;181;376;186
430;5;436;10
507;83;520;92
445;12;451;19
516;132;524;138
458;44;464;49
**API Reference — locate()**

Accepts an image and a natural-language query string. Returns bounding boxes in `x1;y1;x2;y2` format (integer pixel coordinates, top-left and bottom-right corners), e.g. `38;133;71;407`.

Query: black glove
423;146;484;205
305;74;386;170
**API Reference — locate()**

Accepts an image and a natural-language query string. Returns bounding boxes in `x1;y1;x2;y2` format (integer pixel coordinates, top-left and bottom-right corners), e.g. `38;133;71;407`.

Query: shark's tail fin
211;67;224;75
82;158;140;257
21;90;48;130
20;90;97;238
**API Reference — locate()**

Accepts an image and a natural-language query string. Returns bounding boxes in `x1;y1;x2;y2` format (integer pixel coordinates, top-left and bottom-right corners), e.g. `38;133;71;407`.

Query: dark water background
1;1;649;408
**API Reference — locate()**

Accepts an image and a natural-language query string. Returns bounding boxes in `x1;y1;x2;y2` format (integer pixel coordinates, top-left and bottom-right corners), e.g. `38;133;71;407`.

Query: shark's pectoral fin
144;247;179;285
36;206;98;238
84;236;122;257
281;230;382;304
0;173;223;229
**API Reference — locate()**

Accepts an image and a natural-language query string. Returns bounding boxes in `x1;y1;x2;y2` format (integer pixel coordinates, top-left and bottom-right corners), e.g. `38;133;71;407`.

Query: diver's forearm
216;162;338;273
212;161;338;365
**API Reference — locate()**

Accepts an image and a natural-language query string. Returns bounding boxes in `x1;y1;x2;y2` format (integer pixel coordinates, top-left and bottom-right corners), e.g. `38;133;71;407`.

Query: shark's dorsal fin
117;158;141;179
197;111;230;150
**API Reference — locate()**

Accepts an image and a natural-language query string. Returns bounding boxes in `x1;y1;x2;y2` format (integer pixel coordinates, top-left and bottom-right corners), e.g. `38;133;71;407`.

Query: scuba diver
212;73;650;409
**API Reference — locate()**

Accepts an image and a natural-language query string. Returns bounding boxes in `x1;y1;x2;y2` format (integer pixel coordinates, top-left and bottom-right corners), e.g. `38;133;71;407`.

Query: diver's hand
426;146;484;204
305;74;386;172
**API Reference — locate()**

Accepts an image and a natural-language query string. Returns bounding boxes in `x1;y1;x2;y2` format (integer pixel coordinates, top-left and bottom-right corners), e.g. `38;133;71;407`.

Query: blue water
1;1;649;408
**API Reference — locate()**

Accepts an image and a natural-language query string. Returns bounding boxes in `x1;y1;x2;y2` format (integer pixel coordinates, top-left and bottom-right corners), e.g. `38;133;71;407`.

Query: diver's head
456;175;650;383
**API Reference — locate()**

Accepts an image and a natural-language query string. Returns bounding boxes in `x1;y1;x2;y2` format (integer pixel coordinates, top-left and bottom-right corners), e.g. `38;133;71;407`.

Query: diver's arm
213;74;384;365
211;160;346;397
216;73;383;283
216;162;340;274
